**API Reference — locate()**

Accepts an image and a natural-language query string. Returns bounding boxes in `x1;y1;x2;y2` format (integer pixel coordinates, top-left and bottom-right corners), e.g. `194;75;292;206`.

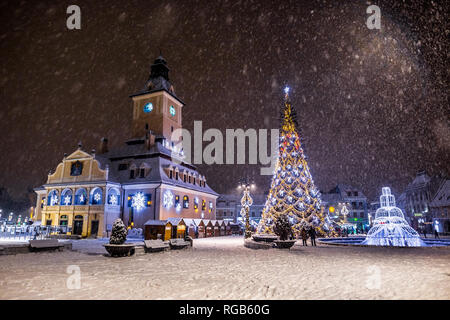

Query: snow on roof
182;218;196;227
166;217;184;226
144;219;168;226
193;219;204;225
430;180;450;208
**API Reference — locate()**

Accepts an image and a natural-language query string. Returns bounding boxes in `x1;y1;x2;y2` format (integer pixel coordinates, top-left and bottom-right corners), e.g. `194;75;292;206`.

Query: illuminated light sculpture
239;179;254;239
362;187;426;247
163;190;174;209
256;88;337;237
131;192;146;211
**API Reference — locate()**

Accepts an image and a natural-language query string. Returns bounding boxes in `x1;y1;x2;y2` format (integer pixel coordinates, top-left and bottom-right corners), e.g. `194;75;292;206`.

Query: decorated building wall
34;55;218;238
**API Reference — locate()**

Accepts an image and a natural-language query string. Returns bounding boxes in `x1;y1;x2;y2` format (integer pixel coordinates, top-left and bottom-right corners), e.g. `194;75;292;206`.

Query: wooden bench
29;239;65;252
144;240;170;253
169;238;190;250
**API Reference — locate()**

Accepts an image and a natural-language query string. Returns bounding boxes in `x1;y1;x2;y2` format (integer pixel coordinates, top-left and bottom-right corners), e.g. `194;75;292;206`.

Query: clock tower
130;55;184;144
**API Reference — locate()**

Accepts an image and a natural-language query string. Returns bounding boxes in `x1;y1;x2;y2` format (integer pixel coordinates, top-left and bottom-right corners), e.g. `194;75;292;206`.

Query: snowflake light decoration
94;192;101;203
50;195;58;206
131;192;146;211
79;194;85;204
64;195;71;205
109;194;118;206
163;190;174;208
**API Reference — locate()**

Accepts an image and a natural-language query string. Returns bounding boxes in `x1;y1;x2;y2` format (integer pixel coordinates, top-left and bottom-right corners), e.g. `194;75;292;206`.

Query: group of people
420;227;440;239
300;228;316;246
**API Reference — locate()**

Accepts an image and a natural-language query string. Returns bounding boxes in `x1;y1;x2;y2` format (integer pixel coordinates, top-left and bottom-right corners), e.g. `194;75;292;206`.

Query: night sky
0;0;448;204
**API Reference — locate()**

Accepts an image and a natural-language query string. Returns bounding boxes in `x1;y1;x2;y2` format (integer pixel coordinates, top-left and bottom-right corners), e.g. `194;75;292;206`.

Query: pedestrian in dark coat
301;229;308;246
309;228;317;246
434;229;440;239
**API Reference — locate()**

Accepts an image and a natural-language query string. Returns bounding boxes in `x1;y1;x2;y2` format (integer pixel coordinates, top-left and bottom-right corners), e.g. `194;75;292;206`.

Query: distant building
321;184;368;230
216;193;266;225
429;179;450;234
368;201;380;226
403;170;444;230
216;194;238;221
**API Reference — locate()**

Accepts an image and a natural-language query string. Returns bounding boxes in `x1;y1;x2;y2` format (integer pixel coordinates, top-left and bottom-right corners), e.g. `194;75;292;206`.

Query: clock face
143;102;153;113
169;105;176;116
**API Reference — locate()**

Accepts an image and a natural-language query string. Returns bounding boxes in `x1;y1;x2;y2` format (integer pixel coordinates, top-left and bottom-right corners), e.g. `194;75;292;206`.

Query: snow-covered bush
109;218;127;245
273;214;292;241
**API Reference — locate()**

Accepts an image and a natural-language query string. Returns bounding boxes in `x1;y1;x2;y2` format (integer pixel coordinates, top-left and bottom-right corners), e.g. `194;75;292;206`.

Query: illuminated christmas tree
257;88;335;237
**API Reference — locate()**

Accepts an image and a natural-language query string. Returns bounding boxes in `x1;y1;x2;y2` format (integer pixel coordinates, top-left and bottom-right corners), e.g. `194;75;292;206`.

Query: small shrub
273;214;292;241
110;218;127;245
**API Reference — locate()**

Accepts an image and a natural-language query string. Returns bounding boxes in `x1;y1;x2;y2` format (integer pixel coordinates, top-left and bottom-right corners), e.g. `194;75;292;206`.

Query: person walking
434;229;440;239
309;228;317;246
301;229;308;246
422;227;427;238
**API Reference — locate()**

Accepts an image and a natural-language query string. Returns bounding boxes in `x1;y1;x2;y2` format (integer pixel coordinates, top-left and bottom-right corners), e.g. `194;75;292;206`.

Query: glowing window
143;102;153;113
169;105;176;116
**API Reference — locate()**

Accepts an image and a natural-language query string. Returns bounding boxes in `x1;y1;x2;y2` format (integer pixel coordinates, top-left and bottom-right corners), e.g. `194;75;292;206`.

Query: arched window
75;188;87;205
108;188;120;206
183;195;189;208
90;187;103;205
61;189;73;206
47;190;59;206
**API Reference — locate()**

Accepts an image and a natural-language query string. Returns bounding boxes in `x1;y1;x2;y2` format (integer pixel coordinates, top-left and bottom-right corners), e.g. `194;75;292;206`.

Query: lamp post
238;178;254;239
341;204;349;223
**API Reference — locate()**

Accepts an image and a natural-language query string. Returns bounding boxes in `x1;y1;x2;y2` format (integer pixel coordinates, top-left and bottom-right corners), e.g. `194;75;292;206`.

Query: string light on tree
257;87;337;237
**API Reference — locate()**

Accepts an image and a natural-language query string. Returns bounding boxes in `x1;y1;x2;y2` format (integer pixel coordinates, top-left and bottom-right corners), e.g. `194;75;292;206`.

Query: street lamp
238;178;254;239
